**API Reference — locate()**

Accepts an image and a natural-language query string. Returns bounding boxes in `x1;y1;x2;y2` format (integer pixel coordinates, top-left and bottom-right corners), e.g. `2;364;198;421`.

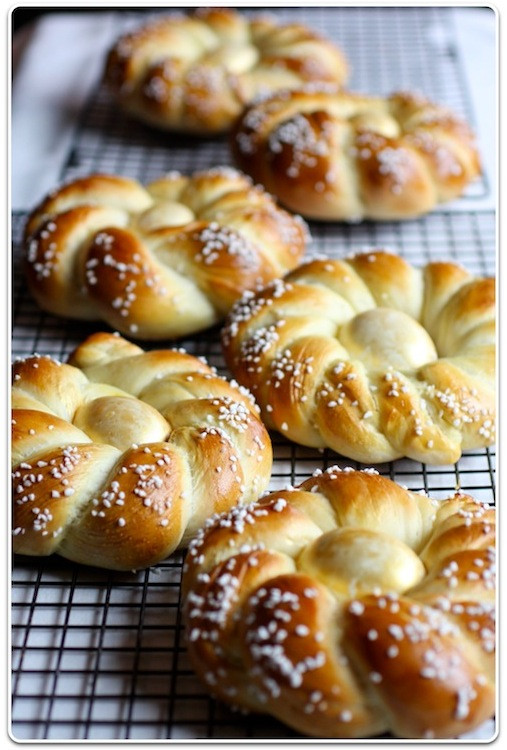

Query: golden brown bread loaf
231;88;481;221
12;333;272;570
182;467;495;739
24;169;307;339
104;8;348;135
222;250;495;465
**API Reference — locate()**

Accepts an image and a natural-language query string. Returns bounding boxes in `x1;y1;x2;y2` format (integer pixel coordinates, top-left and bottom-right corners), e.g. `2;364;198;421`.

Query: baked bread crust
182;467;495;739
231;88;481;221
24;170;307;340
222;250;495;464
12;332;272;570
104;8;348;135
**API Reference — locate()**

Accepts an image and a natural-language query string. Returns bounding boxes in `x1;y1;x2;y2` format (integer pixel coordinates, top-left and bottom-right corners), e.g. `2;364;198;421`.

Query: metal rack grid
11;6;496;741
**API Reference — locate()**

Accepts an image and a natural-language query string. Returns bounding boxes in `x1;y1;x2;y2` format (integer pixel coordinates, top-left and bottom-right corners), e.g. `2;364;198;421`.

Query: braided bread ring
24;169;307;340
12;333;272;571
231;88;481;221
222;250;495;465
183;467;495;739
105;8;348;135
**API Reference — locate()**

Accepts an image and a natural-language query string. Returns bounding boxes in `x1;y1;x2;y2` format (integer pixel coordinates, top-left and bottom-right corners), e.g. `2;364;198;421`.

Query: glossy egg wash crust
222;250;495;465
11;332;272;571
104;7;348;135
182;467;495;739
231;88;481;221
24;169;308;340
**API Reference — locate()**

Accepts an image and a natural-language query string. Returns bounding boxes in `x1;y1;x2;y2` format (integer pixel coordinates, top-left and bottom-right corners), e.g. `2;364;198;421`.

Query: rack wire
11;6;495;741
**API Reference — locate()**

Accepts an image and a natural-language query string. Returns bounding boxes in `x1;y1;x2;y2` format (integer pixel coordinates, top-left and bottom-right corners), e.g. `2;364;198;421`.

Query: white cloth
11;13;116;210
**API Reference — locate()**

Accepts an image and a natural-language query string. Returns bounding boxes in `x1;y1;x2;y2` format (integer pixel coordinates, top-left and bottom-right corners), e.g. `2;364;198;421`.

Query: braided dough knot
182;468;495;738
105;8;348;134
222;250;495;464
232;88;481;220
24;170;307;339
12;333;272;570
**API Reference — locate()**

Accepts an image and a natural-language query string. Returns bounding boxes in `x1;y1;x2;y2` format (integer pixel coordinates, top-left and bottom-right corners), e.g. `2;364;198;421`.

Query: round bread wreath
105;8;348;135
12;333;272;570
25;169;308;340
183;467;495;739
222;250;495;465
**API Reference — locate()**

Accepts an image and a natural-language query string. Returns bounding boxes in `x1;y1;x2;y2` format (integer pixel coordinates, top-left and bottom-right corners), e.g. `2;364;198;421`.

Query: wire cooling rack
11;6;496;741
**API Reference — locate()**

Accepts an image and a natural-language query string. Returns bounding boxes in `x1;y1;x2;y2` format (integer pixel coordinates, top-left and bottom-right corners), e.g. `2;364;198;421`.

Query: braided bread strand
182;467;495;739
231;88;481;221
222;250;495;465
12;334;272;570
105;8;348;135
24;169;307;340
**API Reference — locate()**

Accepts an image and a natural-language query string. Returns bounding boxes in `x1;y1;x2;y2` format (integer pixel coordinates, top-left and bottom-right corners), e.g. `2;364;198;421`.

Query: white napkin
11;12;117;210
